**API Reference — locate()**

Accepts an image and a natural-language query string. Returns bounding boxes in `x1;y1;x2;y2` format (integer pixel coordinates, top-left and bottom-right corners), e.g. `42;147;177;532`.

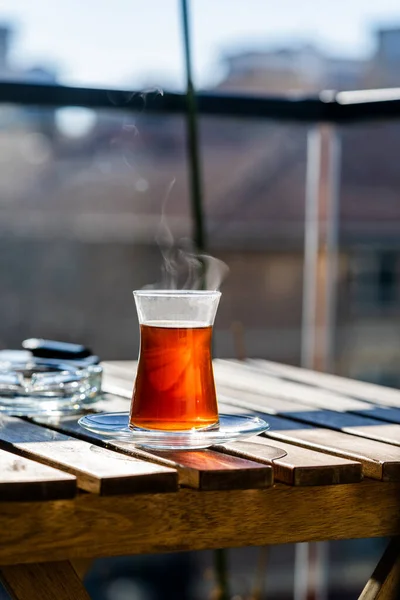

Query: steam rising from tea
145;179;229;291
110;88;229;292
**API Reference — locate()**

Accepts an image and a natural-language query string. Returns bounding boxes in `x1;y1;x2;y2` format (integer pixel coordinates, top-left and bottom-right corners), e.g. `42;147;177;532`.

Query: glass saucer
78;412;270;450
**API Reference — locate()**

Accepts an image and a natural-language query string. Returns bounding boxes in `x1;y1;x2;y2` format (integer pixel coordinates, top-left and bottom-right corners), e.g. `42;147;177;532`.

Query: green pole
180;7;227;598
180;0;206;253
214;548;230;600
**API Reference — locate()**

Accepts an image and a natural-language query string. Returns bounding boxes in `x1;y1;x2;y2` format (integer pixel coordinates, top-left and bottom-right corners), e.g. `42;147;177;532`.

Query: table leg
0;561;91;600
71;559;93;580
359;538;400;600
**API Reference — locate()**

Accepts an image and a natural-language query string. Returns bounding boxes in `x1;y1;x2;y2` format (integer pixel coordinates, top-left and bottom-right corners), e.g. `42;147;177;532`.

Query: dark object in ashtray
22;338;94;361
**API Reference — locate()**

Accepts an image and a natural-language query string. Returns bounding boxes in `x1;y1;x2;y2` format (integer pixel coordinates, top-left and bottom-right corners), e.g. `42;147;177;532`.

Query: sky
1;0;400;91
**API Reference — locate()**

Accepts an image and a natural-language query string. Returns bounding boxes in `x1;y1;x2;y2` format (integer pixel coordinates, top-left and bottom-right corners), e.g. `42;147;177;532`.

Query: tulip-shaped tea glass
130;290;221;431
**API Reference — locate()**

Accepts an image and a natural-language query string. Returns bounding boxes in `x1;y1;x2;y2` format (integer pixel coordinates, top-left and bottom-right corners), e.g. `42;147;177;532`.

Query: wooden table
1;359;400;599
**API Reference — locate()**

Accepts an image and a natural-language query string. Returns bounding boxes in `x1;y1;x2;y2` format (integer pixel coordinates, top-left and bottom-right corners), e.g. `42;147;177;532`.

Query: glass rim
133;289;221;298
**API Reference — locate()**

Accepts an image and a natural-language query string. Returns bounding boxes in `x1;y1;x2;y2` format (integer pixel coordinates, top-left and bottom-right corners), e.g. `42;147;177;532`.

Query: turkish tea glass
130;290;221;431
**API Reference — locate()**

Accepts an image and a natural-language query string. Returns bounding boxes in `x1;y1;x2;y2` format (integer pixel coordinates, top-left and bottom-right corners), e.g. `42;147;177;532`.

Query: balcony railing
2;80;400;121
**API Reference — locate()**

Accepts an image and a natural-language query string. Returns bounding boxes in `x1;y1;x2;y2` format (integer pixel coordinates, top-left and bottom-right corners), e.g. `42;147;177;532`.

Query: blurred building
218;26;400;94
218;45;365;94
0;24;57;84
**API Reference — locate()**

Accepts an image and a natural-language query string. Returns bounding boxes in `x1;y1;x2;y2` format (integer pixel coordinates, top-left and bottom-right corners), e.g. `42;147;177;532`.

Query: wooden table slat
145;448;273;491
102;361;136;378
216;397;400;481
214;360;400;425
219;436;362;486
212;362;400;448
0;448;76;502
0;417;178;495
102;360;400;426
250;358;400;409
43;416;273;491
218;383;400;448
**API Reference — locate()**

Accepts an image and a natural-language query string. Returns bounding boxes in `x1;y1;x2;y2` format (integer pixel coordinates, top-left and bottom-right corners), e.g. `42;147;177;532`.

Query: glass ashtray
0;360;103;416
78;412;270;450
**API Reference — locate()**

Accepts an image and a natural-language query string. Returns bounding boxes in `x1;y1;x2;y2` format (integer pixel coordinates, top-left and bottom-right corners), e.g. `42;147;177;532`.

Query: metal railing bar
2;81;400;122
